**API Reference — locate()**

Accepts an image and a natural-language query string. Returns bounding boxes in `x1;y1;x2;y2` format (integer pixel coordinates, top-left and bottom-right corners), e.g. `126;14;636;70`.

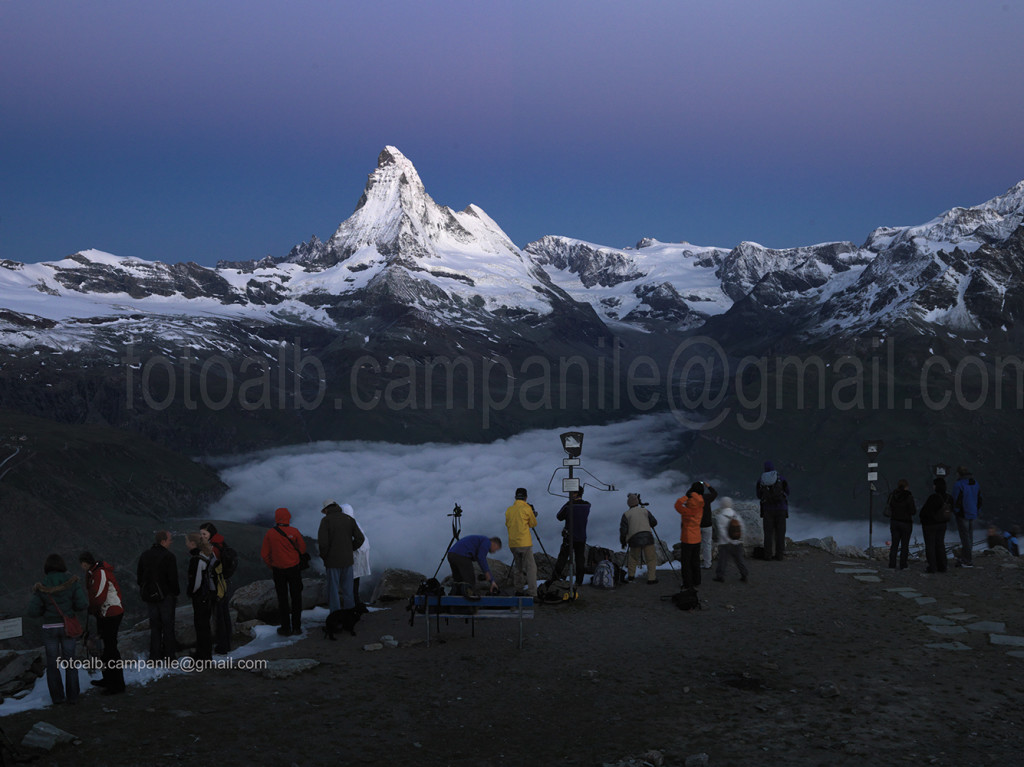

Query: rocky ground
2;542;1023;767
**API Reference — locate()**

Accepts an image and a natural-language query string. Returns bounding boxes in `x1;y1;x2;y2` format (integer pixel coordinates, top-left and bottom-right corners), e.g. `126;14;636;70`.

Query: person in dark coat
136;530;179;660
200;522;232;654
546;488;592;588
317;500;366;616
919;477;953;573
185;533;218;660
700;482;719;569
27;554;88;705
756;461;790;560
886;479;917;569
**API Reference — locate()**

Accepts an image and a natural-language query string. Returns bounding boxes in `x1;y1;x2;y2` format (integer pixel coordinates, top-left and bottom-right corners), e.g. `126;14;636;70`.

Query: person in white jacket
341;504;371;606
712;497;749;583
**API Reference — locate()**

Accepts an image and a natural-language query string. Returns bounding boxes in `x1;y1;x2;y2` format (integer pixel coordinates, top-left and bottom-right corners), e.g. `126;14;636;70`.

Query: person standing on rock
712;497;749;583
620;493;659;584
79;551;126;694
674;482;705;590
545;487;592;589
318;500;366;621
200;523;235;654
919;477;953;573
136;530;179;660
27;554;88;705
886;479;917;570
505;487;539;598
700;481;719;570
953;466;983;568
340;504;371;609
756;461;790;560
185;533;219;661
260;507;307;636
447;535;502;595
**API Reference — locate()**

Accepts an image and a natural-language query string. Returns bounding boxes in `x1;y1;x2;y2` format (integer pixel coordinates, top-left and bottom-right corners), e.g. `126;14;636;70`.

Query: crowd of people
26;459;1005;707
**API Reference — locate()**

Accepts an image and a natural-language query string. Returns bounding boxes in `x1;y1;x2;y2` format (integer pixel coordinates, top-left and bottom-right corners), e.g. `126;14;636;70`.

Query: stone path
831;559;1024;657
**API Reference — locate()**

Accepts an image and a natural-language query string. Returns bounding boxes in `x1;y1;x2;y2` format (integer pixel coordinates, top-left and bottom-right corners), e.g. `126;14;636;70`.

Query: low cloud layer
207;414;872;579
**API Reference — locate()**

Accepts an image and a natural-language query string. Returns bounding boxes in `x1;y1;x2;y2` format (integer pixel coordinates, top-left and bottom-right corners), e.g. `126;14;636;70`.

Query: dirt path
4;545;1023;766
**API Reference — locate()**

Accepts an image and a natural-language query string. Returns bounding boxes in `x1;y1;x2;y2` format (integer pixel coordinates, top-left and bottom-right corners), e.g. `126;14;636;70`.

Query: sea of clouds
206;414;877;578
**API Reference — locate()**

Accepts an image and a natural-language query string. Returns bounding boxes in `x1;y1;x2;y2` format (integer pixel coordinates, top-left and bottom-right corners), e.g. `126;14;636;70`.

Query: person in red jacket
261;508;307;636
674;483;706;591
79;551;126;694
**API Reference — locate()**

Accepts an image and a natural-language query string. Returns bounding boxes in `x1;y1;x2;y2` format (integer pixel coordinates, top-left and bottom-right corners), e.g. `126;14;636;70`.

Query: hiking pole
652;526;682;586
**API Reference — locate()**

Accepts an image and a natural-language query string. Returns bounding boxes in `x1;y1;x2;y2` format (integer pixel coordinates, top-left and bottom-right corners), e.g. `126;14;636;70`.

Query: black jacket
919;492;952;526
886;489;916;523
137;543;180;602
700;485;718;527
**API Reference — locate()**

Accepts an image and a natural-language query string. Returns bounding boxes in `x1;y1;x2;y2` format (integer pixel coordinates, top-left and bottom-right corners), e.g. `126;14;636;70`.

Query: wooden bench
410;595;534;649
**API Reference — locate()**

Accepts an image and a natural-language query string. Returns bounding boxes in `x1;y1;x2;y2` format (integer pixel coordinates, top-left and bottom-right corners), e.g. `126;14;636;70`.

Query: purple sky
2;1;1023;266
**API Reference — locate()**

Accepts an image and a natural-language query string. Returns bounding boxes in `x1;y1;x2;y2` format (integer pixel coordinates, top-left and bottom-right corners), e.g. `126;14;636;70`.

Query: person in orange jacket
674;482;706;590
260;507;307;636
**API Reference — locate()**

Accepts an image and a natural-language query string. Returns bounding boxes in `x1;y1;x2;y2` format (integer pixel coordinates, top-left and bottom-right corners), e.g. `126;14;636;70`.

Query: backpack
939;495;953;523
218;544;239;579
537;579;574;603
727;517;743;541
765;480;786;504
590;560;615;589
669;587;701;611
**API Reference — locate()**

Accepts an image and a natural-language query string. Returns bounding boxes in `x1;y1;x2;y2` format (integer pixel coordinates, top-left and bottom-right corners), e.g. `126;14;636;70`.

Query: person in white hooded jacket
341;503;371;606
712;497;749;583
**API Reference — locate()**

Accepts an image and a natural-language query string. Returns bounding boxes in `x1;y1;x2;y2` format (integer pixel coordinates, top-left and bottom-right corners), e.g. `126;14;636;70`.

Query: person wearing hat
260;507;307;636
505;488;539;598
318;499;366;613
619;492;659;584
756;460;790;560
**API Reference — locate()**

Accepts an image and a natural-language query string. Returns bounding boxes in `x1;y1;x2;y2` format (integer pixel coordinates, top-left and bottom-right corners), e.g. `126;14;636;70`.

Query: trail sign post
862;441;884;551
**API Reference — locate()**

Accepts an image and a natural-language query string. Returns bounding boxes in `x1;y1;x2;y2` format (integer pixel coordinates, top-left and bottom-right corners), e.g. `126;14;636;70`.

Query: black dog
323;604;367;639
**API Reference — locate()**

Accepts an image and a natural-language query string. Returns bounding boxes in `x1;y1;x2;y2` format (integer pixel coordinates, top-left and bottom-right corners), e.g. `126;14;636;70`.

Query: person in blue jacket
447;535;502;595
953;466;983;567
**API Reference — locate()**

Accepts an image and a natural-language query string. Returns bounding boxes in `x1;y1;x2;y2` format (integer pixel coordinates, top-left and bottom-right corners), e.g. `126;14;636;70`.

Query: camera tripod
430;503;464;582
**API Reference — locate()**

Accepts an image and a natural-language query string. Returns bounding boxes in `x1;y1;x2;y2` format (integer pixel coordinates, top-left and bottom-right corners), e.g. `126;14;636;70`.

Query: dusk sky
3;1;1023;267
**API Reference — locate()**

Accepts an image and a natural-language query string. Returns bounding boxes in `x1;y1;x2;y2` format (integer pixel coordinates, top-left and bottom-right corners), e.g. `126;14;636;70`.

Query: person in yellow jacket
505;488;539;598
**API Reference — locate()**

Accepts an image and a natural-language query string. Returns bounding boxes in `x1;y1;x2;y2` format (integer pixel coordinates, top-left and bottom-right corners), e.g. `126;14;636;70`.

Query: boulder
0;648;43;696
797;536;838;554
231;578;326;622
259;658;319;679
835;545;869;559
369;569;428;603
21;721;77;751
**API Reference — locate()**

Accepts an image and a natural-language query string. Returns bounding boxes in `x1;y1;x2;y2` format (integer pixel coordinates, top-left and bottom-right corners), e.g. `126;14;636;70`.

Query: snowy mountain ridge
2;147;1024;355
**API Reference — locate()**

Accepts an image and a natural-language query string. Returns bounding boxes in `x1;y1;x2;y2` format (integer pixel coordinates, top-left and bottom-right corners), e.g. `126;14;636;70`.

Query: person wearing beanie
919;477;953;573
318;500;366;616
952;466;983;567
712;497;749;583
756;460;790;560
260;507;307;636
505;488;539;598
619;493;659;584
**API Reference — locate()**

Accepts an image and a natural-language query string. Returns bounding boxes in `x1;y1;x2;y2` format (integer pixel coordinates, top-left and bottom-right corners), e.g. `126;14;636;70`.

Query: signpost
862;440;884;552
0;617;22;641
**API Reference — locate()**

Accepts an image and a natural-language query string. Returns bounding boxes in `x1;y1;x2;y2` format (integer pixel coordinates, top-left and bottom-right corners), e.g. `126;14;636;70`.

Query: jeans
763;512;788;559
509;545;537;595
715;543;749;580
923;523;948;572
42;626;79;704
147;597;176;660
273;566;304;632
889;520;913;568
955;515;975;565
326;566;355;611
